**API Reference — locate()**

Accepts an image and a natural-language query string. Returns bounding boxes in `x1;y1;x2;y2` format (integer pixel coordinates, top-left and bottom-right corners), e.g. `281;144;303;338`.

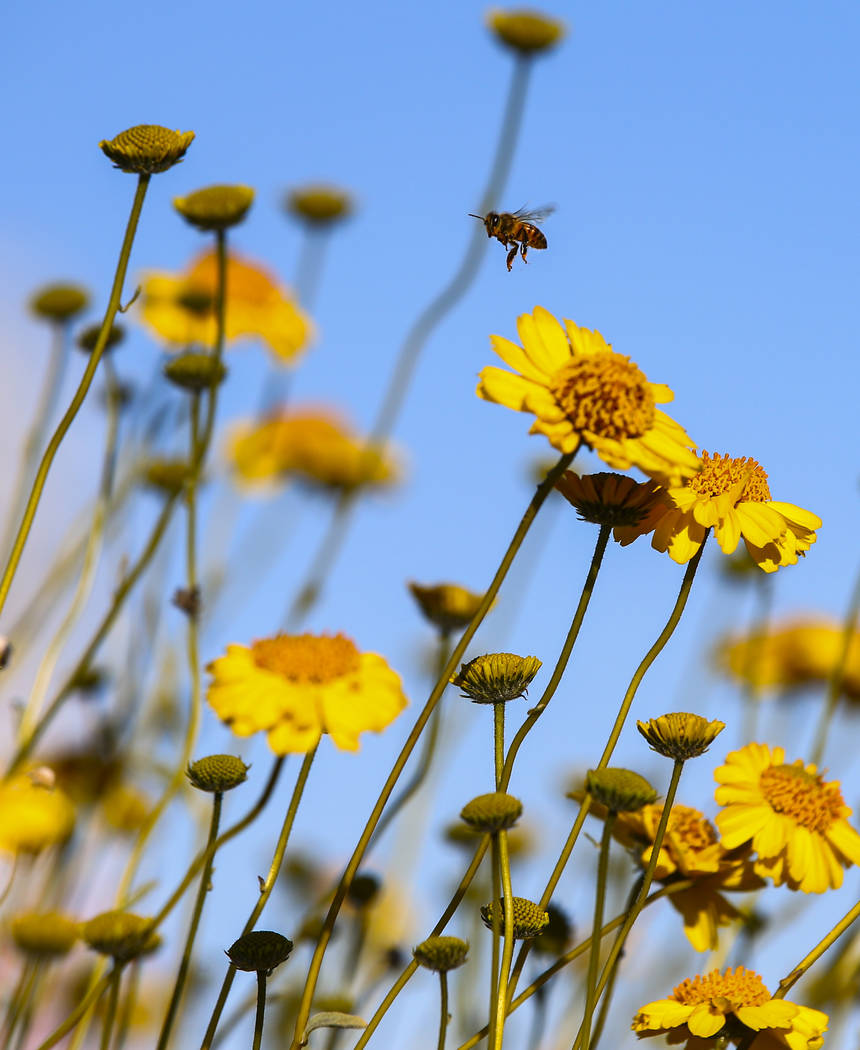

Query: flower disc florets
286;184;353;224
99;125;195;174
585;768;657;813
413;935;469;972
637;713;725;761
83;911;159;962
487;9;565;53
30;284;89;323
226;930;293;974
408;582;484;633
451;653;541;704
480;897;549;939
11;912;80;957
186;755;249;793
174;184;255;231
163;351;227;392
460;792;523;832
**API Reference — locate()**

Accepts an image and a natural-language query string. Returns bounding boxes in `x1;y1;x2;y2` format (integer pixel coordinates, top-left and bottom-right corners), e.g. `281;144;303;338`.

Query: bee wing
510;204;556;224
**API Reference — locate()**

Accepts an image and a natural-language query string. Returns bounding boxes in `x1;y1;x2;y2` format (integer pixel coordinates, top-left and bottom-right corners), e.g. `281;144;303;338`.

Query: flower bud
585;768;657;813
637;713;726;761
451;652;541;704
140;457;192;496
460;792;522;832
83;910;159;962
286;184;353;225
174;184;255;231
408;582;484;633
487;9;565;55
480;897;549;939
99;125;195;175
187;755;249;793
30;284;89;323
76;323;125;354
163;351;227;393
413;935;469;972
226;930;293;974
11;911;80;957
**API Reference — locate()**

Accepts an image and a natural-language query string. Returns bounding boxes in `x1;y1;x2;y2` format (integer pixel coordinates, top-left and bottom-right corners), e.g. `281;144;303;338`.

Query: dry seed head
187;755;249;793
30;283;89;323
174;184;255;231
163;352;227;393
480;897;549;939
413;935;469;972
585;768;657;813
99;125;195;174
408;582;484;633
141;457;192;495
637;712;726;761
286;184;353;224
451;652;541;704
82;910;159;962
460;792;523;832
226;930;293;974
76;323;125;354
487;9;566;54
10;911;80;957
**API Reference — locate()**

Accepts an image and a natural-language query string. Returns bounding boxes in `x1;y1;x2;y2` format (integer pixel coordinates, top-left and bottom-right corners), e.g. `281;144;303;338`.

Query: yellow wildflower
629;451;821;573
0;775;75;854
477;307;698;483
632;966;827;1048
715;743;860;893
206;633;408;754
138;250;312;364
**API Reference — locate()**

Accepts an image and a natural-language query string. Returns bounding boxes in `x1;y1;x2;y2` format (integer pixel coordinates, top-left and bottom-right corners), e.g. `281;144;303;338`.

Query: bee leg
520;242;529;264
506;245;517;271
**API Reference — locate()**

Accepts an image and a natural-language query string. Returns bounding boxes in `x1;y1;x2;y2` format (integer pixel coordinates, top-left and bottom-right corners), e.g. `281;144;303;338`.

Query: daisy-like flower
555;471;663;539
716;618;860;702
715;743;860;893
578;795;762;951
632;966;827;1049
206;633;408;754
630;452;821;573
228;409;398;492
138;250;312;365
477;307;698;484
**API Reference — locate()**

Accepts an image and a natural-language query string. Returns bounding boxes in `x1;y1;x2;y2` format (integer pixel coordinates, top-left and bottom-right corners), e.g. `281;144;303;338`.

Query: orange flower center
667;804;719;852
673;967;770;1007
251;634;360;683
759;763;845;833
689;452;772;502
549;354;655;442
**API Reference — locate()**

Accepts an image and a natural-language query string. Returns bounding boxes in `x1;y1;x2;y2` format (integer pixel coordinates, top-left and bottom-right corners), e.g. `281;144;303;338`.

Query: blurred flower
99;124;194;175
487;9;565;54
206;633;408;754
10;911;80;957
578;794;763;951
715;619;860;702
413;935;469;972
556;471;663;537
173;184;255;231
715;743;860;893
285;184;353;225
83;911;159;962
76;322;125;354
100;783;151;834
408;582;484;633
632;966;827;1047
629;452;821;573
477;307;698;483
138;250;312;364
229;409;398;492
30;283;89;323
0;775;75;854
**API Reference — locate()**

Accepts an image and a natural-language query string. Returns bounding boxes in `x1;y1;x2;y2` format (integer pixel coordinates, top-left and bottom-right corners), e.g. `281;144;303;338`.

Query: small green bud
30;284;89;323
637;713;726;761
460;792;522;832
76;322;125;354
584;768;657;813
480;897;549;939
286;184;353;225
163;352;226;393
413;935;469;972
99;125;195;175
186;755;249;793
451;653;541;704
10;911;80;957
174;184;255;231
82;910;159;962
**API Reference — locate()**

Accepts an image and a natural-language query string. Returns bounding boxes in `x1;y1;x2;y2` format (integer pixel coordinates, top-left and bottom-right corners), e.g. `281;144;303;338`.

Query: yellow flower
556;470;663;537
716;618;860;701
0;775;75;854
206;633;408;754
632;966;827;1049
138;250;312;364
487;9;565;54
228;409;398;491
715;743;860;893
477;307;698;483
634;451;821;573
583;796;762;951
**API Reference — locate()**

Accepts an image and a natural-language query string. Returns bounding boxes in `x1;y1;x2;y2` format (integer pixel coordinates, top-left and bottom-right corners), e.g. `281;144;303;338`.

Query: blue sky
2;2;860;1046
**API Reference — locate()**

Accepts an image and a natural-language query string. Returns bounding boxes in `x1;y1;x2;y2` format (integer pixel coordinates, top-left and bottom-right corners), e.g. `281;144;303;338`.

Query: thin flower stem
500;524;611;790
579;814;616;1050
811;562;860;765
493;702;505;790
284;57;535;624
98;968;122;1050
436;972;450;1050
0;174;150;620
252;973;267;1050
156;791;223;1050
492;830;515;1050
775;897;860;999
201;746;318;1050
505;537;708;1004
487;834;502;1050
587;874;644;1050
1;961;35;1050
288;453;574;1050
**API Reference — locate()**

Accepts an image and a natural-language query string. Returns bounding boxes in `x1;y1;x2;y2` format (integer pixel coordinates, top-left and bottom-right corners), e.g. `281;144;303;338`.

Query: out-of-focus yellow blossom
101;783;151;834
477;307;698;483
487;9;565;54
624;452;820;573
715;743;860;893
0;775;75;854
581;795;763;951
138;250;312;364
632;966;828;1049
716;619;860;701
229;409;398;492
206;633;408;754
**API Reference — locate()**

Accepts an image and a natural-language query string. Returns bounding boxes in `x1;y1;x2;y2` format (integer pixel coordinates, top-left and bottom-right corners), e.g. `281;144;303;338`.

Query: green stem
156;791;223;1050
98;968;122;1050
32;971;112;1050
1;961;35;1050
283;57;535;624
504;536;708;1004
811;562;860;765
287;453;574;1050
493;702;505;790
437;972;450;1050
252;973;267;1050
492;830;515;1050
487;833;502;1050
579;813;616;1050
0;174;150;620
201;746;318;1050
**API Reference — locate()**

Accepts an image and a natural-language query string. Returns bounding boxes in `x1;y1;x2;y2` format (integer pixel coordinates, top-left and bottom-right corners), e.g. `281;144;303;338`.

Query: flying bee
469;205;554;271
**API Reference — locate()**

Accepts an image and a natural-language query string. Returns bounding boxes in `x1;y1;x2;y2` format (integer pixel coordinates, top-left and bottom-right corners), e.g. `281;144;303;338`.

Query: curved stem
0;174;150;620
436;972;450;1050
98;968;121;1050
579;814;616;1050
487;835;502;1050
201;746;318;1050
492;830;515;1050
287;453;574;1050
